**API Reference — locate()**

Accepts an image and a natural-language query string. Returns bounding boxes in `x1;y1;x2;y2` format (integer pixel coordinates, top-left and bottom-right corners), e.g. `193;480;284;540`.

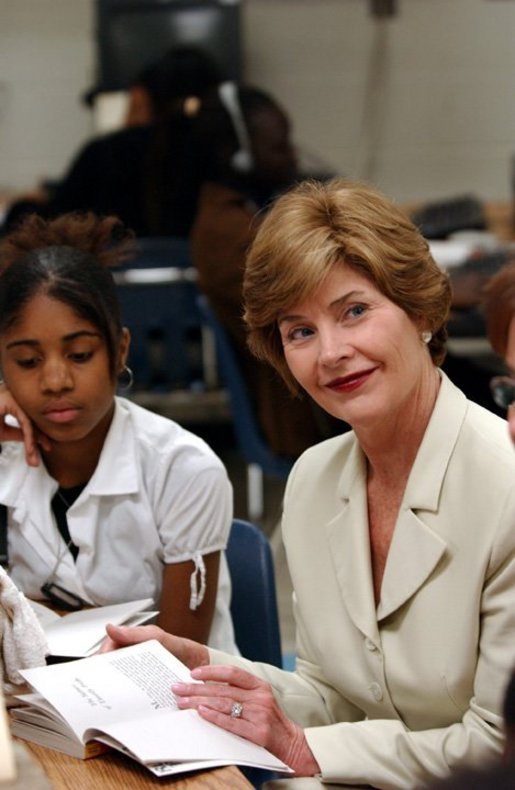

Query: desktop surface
19;739;253;789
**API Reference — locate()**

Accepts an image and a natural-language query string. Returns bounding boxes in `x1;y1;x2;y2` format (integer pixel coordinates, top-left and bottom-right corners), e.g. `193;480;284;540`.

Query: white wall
0;0;94;195
1;0;515;203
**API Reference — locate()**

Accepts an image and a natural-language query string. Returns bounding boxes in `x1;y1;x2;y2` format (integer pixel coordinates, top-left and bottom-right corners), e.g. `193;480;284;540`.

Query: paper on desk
39;598;156;657
29;600;60;629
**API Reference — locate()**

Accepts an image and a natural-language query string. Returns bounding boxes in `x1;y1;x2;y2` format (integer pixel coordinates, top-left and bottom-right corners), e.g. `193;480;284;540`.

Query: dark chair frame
226;518;283;668
197;295;293;521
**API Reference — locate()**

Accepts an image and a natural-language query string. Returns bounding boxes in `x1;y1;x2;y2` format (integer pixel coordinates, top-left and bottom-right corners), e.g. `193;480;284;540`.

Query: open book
29;598;157;659
11;639;292;777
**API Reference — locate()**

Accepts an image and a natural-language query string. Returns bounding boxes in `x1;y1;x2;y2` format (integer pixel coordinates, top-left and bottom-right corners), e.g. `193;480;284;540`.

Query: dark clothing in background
191;181;345;459
3;125;199;238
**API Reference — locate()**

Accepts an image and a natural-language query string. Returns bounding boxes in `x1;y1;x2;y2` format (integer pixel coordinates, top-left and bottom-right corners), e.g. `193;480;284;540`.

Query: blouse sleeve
151;445;233;566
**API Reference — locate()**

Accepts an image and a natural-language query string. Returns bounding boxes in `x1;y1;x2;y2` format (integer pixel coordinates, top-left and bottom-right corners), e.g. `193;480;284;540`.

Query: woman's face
278;265;433;431
0;292;128;445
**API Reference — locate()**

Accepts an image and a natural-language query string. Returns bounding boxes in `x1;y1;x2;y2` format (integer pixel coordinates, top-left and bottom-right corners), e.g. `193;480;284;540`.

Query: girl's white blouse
0;397;237;654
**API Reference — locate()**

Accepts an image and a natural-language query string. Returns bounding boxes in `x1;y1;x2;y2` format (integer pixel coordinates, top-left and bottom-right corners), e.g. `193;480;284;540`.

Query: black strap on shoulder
0;504;7;569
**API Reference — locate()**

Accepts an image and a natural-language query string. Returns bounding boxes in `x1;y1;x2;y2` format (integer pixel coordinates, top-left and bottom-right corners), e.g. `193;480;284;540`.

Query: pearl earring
421;331;432;344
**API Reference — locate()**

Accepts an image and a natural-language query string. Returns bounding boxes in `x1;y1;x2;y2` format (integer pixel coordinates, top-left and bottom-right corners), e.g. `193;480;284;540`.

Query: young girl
0;212;237;653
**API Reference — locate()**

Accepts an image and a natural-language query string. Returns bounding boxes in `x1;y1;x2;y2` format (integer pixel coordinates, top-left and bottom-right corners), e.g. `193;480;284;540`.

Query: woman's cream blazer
211;373;515;788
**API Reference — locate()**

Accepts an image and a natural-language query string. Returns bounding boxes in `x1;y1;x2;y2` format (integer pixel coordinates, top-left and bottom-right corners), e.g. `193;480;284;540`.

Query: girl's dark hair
0;212;134;376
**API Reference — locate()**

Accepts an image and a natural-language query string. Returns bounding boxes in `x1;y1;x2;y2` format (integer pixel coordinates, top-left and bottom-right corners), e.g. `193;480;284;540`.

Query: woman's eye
16;357;39;369
289;326;314;342
69;351;93;363
346;304;367;319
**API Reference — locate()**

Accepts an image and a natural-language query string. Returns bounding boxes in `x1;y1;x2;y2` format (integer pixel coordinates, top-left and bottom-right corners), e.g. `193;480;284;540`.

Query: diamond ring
230;701;243;719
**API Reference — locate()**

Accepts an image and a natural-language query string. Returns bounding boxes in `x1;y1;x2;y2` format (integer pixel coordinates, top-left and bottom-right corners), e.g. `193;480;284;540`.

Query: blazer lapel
377;510;446;620
378;372;466;620
325;441;380;642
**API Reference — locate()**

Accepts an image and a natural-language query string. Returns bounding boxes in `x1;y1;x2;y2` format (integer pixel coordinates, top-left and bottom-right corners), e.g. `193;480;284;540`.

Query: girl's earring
421;331;432;344
117;365;134;392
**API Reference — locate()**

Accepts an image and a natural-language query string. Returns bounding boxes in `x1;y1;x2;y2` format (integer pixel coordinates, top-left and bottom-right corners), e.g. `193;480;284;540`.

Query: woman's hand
100;623;210;670
0;384;51;466
172;664;320;776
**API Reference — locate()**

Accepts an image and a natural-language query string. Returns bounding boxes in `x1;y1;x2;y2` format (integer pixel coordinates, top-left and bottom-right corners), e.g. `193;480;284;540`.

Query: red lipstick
325;368;376;393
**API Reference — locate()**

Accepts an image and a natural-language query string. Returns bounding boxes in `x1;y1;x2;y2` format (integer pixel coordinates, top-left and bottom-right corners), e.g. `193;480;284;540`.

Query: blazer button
365;638;377;651
369;682;383;701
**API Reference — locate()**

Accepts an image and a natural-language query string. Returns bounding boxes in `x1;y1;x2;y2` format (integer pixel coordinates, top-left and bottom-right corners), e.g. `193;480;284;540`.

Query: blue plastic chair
196;295;293;521
226;519;283;668
118;236;192;270
114;237;204;391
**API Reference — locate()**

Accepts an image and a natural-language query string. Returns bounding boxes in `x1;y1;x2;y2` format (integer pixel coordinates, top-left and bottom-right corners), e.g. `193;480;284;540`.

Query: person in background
425;669;515;787
502;669;515;761
482;260;515;766
1;46;223;238
425;259;515;789
0;211;237;654
102;178;515;788
426;760;515;790
191;84;344;459
484;260;515;442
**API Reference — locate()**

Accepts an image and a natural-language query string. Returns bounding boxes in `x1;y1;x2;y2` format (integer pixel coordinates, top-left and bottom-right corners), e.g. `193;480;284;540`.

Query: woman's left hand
172;664;320;776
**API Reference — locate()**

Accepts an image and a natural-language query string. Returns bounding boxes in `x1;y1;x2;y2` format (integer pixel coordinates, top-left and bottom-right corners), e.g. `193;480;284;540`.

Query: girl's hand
0;385;51;466
172;665;320;776
100;623;210;670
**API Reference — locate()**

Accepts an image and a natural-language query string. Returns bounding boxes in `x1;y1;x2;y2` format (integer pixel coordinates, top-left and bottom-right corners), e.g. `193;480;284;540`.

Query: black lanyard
0;489;82;569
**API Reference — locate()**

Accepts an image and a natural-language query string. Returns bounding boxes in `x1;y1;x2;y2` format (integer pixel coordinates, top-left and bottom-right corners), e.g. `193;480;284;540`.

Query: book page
93;706;291;771
19;640;291;773
42;598;155;657
19;640;194;741
28;600;60;629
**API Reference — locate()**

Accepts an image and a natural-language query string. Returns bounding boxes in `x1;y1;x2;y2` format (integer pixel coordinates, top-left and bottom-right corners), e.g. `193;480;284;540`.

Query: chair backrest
115;237;203;391
196;294;293;480
226;518;283;667
119;236;192;270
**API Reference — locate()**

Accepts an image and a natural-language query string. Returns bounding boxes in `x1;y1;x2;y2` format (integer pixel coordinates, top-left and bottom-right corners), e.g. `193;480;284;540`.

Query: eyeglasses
490;376;515;410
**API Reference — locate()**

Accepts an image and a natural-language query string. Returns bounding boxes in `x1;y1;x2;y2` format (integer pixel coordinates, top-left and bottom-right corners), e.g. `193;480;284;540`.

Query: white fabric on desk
0;567;47;690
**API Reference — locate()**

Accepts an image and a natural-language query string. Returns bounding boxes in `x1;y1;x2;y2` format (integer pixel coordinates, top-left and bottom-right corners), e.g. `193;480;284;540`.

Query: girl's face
0;292;129;445
277;265;433;432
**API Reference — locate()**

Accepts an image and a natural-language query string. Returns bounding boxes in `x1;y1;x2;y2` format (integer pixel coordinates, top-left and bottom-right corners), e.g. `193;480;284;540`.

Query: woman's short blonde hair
243;177;452;394
483;262;515;357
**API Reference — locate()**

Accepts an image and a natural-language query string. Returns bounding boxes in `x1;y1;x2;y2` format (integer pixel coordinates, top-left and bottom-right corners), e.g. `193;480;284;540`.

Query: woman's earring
117;365;134;392
421;331;432;344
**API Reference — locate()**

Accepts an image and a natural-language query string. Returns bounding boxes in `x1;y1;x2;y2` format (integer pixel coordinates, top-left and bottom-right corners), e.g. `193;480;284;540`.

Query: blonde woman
105;179;515;788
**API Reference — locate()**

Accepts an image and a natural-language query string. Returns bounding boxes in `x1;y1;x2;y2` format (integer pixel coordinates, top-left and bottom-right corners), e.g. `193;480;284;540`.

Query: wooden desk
23;741;253;790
